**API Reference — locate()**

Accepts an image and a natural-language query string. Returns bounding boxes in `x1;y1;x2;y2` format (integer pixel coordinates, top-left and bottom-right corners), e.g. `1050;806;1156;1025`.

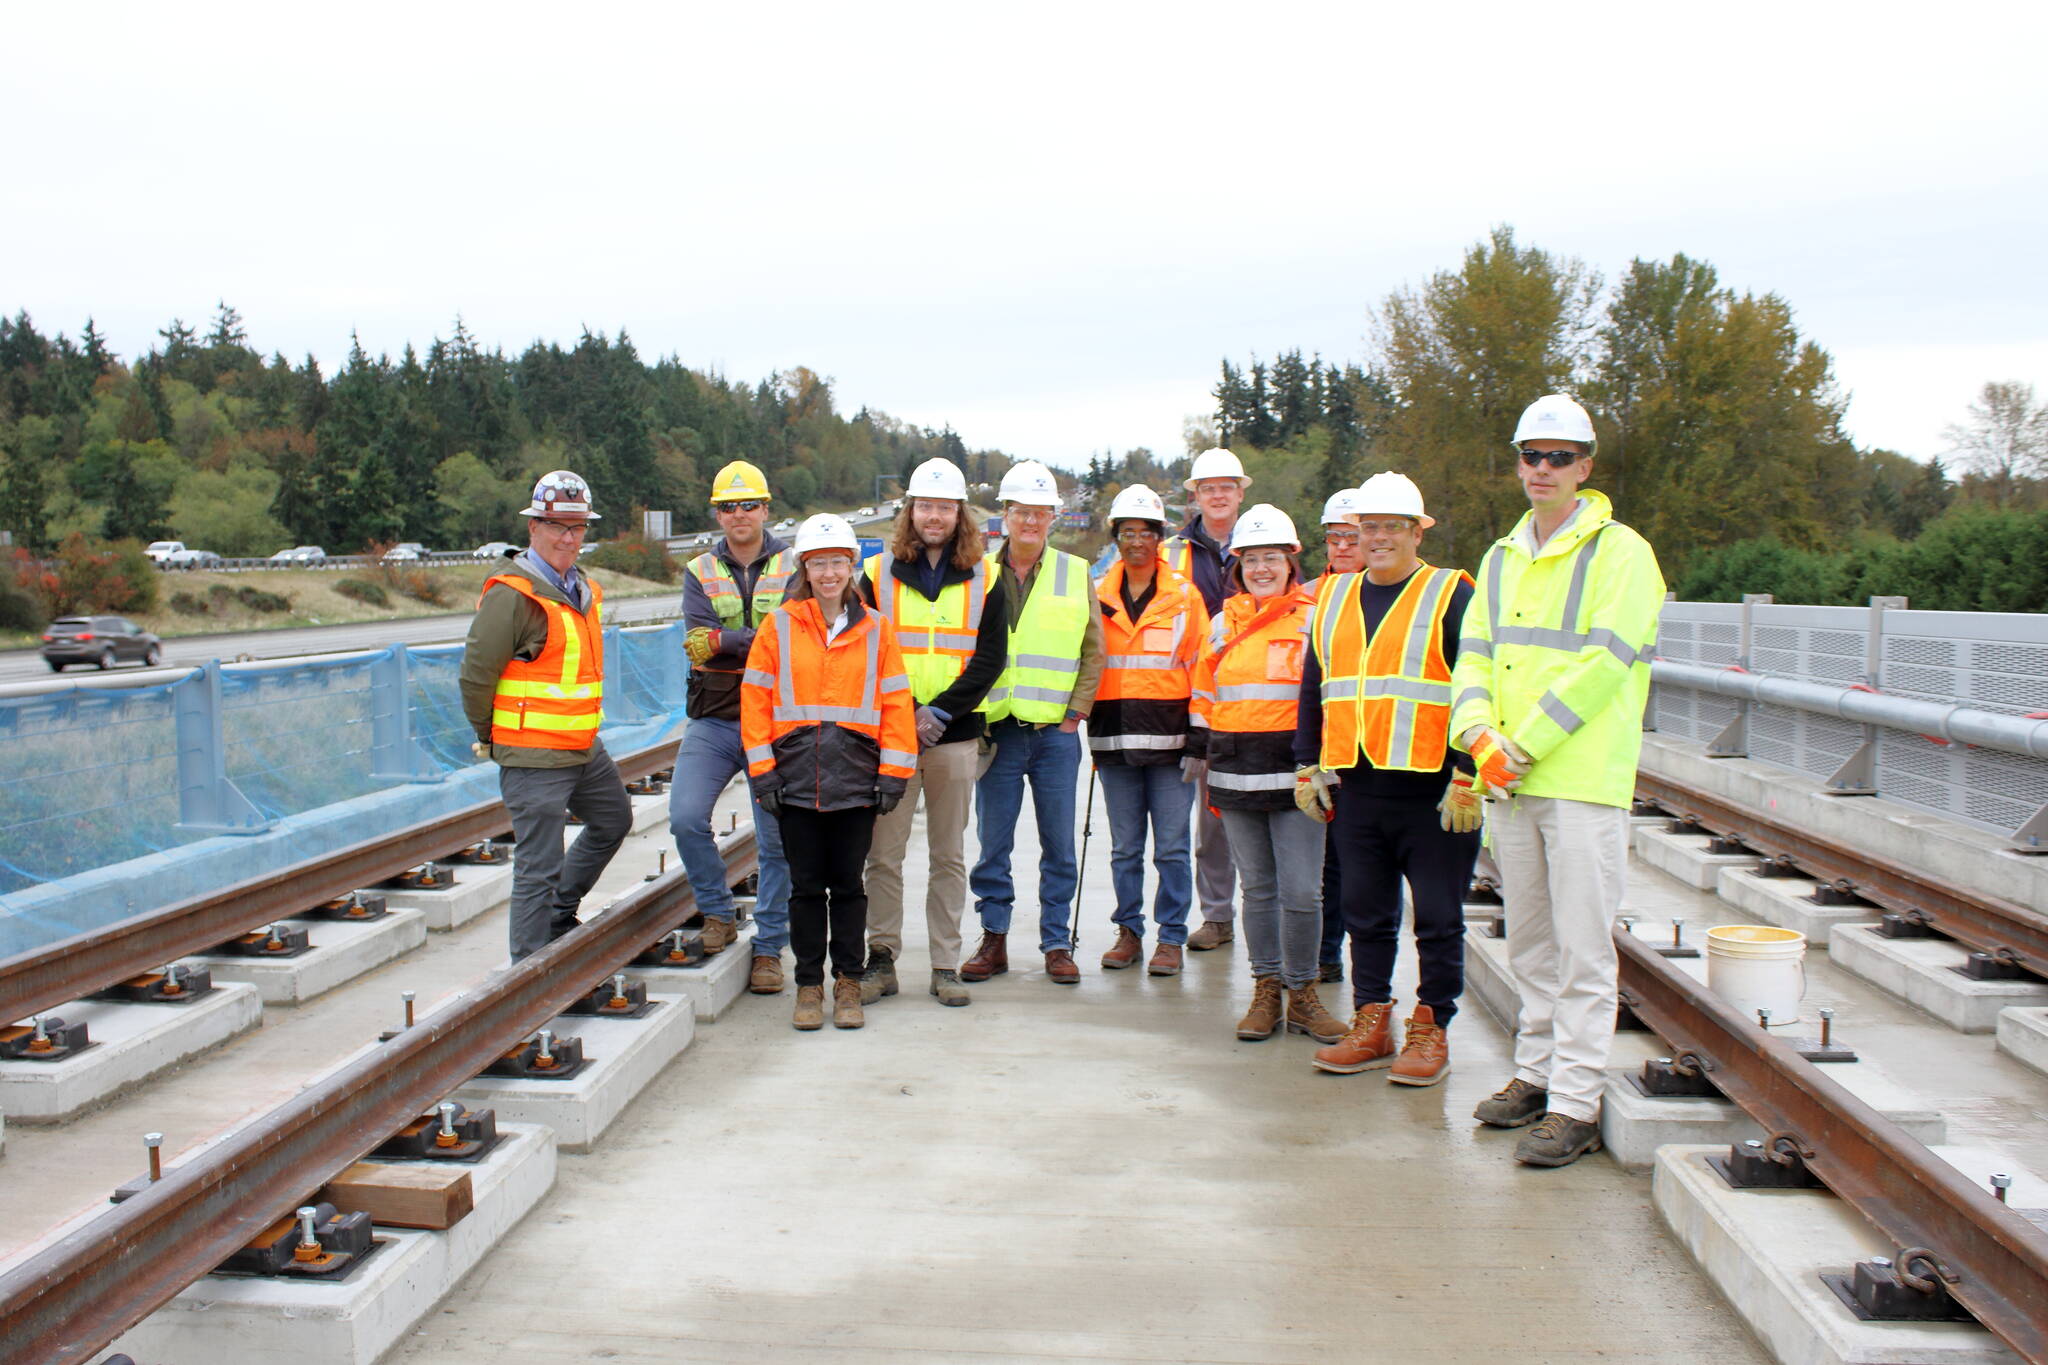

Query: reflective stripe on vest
772;608;882;726
691;549;793;631
486;574;606;749
1312;565;1462;773
980;549;1090;723
865;551;989;704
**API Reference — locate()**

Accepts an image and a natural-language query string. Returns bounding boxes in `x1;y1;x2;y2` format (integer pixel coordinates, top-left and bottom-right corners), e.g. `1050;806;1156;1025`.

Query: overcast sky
10;2;2044;472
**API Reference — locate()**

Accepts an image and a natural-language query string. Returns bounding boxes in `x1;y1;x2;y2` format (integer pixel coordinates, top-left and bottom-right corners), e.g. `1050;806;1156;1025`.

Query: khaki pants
1490;794;1631;1123
864;737;978;970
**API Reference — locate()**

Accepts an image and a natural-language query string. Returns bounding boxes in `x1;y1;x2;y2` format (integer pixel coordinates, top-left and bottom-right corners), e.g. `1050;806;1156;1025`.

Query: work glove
1293;765;1338;823
1180;756;1207;786
877;789;903;816
470;740;491;762
1463;726;1532;797
915;705;949;748
755;787;783;819
1437;772;1484;834
684;626;722;665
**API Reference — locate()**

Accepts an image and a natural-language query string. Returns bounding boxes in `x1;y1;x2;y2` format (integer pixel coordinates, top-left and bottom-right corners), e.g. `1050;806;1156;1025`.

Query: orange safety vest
1095;560;1205;704
483;573;605;750
1191;585;1314;737
740;599;919;786
1310;564;1470;773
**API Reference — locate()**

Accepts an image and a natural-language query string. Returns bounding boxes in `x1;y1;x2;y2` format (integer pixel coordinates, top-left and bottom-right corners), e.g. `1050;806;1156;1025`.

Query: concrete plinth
1464;926;1519;1030
627;792;670;836
112;1123;556;1365
1634;825;1759;891
1652;1144;2018;1365
634;925;758;1020
1829;923;2048;1034
190;910;427;1004
1995;1007;2048;1079
1714;866;1876;943
383;864;513;932
0;983;263;1122
451;993;694;1152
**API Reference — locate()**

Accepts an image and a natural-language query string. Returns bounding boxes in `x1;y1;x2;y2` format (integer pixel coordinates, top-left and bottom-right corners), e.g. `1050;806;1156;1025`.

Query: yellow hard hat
709;460;771;503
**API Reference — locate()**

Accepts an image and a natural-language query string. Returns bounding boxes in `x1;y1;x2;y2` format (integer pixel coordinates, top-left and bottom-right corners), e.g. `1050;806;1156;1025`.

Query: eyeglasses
804;555;853;572
1115;527;1160;542
1518;448;1583;469
1354;519;1416;537
534;520;590;538
1323;530;1361;546
716;500;769;513
1007;507;1054;523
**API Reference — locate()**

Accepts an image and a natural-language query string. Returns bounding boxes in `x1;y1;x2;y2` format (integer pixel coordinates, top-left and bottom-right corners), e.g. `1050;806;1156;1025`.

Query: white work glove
1437;772;1484;834
1293;765;1338;822
470;740;491;762
1181;755;1207;786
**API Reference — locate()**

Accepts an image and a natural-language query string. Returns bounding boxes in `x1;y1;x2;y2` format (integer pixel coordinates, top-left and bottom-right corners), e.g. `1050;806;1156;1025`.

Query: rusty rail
0;826;755;1365
1618;932;2048;1360
0;740;674;1027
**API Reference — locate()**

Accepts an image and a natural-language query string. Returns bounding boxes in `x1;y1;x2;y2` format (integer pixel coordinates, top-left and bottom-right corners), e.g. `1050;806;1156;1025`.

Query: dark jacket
858;551;1009;746
1164;516;1236;616
681;532;793;722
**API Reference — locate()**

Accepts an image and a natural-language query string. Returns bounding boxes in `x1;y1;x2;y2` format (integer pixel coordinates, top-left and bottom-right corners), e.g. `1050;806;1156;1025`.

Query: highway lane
0;594;681;689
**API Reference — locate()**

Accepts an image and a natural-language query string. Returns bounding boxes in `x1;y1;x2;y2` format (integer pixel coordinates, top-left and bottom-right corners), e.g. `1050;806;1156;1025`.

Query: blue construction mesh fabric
221;651;430;818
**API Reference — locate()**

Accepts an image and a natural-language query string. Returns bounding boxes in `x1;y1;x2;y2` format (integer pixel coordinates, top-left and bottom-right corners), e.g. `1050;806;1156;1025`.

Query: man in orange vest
1294;473;1482;1085
460;470;633;961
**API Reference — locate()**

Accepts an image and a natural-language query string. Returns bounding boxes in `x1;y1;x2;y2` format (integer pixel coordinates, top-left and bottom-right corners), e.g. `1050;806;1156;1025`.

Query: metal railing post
173;661;272;835
1706;593;1770;757
368;645;447;783
1824;596;1906;796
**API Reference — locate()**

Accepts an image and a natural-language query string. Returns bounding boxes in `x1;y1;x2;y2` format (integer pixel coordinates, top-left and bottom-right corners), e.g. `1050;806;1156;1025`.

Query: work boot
1236;975;1283;1040
959;931;1007;982
1473;1077;1549;1128
748;954;784;995
1100;927;1142;970
1146;942;1184;976
1514;1112;1604;1167
1045;949;1080;984
1188;920;1234;951
792;984;825;1031
1285;981;1347;1044
699;916;738;955
832;976;865;1029
930;969;970;1007
859;945;899;1004
1388;1005;1449;1086
1311;1001;1395;1074
1319;960;1343;984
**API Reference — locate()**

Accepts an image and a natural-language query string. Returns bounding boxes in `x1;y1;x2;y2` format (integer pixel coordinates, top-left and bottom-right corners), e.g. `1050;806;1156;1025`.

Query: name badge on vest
1141;626;1175;653
1266;638;1303;680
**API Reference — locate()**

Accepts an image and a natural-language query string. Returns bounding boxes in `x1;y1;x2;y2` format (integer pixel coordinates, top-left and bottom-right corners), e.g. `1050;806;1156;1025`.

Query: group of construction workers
461;392;1665;1168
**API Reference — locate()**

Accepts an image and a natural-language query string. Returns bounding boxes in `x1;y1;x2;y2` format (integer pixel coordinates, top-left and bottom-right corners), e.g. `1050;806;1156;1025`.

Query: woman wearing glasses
1087;484;1209;977
741;513;918;1031
1188;504;1346;1045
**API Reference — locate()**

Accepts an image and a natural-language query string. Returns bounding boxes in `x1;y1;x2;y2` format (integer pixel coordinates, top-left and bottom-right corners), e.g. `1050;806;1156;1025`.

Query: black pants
1332;790;1480;1022
779;804;877;988
1320;817;1345;967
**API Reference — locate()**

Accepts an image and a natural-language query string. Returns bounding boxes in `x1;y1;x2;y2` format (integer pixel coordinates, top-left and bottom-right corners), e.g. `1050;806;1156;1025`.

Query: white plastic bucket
1705;924;1806;1025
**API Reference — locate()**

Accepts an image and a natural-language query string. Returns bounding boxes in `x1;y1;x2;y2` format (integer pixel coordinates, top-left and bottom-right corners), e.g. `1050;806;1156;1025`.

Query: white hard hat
1354;471;1435;528
1319;487;1367;526
1512;395;1598;456
793;513;860;557
518;469;601;521
1228;503;1300;554
905;457;968;502
1107;484;1167;526
1184;447;1251;491
998;460;1062;507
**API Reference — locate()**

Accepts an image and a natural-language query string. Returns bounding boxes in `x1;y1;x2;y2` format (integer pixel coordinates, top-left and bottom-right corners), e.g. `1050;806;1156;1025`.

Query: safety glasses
1518;448;1583;469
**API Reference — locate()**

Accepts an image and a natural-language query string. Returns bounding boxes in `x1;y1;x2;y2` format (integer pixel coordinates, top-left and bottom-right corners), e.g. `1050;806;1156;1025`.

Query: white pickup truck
145;541;218;569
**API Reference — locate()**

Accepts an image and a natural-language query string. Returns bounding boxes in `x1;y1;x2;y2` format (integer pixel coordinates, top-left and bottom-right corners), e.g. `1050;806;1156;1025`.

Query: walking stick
1073;762;1098;951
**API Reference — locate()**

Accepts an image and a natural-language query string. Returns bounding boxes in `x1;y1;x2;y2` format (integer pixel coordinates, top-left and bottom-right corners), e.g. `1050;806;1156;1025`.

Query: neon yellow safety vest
688;548;794;633
863;552;993;705
979;548;1092;724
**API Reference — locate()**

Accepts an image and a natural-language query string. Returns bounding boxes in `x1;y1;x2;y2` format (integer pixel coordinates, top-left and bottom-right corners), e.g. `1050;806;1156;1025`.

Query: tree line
0;306;1014;558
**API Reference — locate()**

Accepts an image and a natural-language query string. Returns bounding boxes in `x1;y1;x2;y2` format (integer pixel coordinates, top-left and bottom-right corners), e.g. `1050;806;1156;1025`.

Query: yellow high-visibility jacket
1449;490;1665;808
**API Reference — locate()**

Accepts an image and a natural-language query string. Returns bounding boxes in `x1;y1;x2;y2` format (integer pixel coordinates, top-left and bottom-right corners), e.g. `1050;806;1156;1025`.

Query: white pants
864;737;979;970
1490;795;1630;1123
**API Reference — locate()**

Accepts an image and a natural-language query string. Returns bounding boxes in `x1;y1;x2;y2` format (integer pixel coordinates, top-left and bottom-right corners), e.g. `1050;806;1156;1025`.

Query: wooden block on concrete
320;1161;473;1230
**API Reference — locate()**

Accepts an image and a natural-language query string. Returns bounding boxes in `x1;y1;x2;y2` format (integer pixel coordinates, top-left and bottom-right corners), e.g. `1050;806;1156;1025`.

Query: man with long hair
855;459;1009;1006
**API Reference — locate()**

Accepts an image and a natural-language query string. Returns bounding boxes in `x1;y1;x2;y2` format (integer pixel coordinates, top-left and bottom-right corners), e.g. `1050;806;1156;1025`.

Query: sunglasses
717;500;769;513
1518;448;1583;469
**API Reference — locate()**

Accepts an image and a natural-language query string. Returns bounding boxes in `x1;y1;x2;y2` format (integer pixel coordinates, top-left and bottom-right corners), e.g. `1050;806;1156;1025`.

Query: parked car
41;616;162;672
473;541;517;560
775;518;797;530
381;543;426;563
270;545;327;564
145;541;215;569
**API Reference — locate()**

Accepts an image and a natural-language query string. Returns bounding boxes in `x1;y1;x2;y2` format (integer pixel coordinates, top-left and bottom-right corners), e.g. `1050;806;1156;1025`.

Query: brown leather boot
792;984;825;1031
1312;1001;1396;1074
1285;981;1347;1044
699;916;737;955
1100;927;1142;970
1389;1005;1450;1086
832;976;865;1029
1044;949;1080;984
959;930;1007;982
1188;920;1234;951
1236;975;1283;1040
1146;942;1183;976
748;955;784;995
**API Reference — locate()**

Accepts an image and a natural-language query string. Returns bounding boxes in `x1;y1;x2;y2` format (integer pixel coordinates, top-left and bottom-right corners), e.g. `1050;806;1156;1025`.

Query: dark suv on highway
40;616;163;671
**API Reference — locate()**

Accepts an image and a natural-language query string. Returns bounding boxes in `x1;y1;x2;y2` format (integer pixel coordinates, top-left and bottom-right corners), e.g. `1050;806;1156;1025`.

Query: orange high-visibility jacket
1188;584;1315;811
483;573;605;751
1310;564;1473;773
740;597;918;811
1088;560;1208;766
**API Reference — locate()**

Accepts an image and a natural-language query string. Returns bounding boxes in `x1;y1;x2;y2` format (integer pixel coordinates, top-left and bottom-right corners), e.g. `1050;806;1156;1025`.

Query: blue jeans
971;721;1080;953
1095;762;1193;946
667;716;790;955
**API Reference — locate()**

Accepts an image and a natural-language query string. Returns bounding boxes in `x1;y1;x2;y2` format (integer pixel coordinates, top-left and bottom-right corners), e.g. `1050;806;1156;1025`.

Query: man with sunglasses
461;470;634;962
672;460;796;992
1451;394;1665;1168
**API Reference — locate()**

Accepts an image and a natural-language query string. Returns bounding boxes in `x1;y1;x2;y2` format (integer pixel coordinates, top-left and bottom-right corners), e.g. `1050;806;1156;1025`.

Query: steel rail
0;826;757;1365
1618;932;2048;1361
1633;770;2048;978
0;739;676;1028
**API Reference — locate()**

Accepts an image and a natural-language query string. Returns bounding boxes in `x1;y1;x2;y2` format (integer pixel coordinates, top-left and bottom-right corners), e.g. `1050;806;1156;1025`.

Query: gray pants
500;739;634;960
1195;776;1237;923
1219;806;1325;988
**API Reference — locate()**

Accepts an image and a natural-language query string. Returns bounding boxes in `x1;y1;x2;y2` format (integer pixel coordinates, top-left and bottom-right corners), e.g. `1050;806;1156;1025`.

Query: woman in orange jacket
1188;504;1346;1046
742;514;918;1031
